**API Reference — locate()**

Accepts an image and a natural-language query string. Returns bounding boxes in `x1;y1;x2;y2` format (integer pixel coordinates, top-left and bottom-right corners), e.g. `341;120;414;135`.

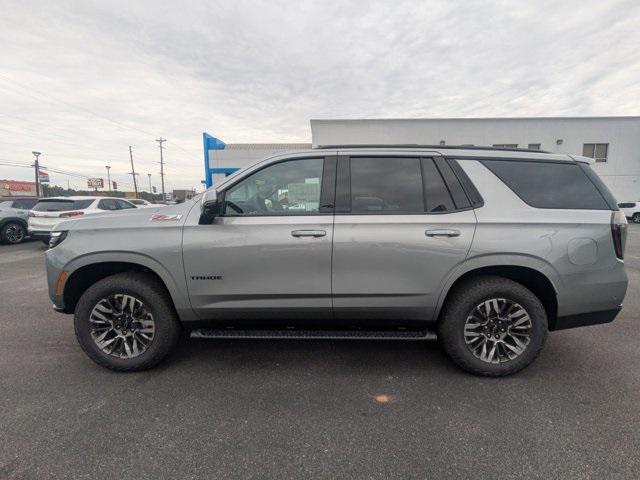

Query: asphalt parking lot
2;229;640;480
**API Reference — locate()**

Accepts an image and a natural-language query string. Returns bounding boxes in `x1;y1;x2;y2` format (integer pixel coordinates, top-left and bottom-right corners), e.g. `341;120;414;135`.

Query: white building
203;116;640;201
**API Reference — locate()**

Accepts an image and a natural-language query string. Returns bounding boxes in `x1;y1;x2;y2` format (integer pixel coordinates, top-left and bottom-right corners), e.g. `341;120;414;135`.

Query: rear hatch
28;199;94;231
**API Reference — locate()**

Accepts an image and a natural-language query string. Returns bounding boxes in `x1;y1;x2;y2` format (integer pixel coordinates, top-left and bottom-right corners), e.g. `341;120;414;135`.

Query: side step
190;328;437;341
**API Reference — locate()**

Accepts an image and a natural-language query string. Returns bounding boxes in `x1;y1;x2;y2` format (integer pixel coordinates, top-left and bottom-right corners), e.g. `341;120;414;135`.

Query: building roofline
311;115;640;122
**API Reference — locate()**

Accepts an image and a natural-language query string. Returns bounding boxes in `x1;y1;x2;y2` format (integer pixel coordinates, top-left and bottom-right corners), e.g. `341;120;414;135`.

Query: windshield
33;199;93;211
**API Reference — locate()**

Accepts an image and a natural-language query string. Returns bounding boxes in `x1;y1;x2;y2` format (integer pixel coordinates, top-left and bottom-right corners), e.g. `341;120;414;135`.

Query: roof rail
314;144;551;154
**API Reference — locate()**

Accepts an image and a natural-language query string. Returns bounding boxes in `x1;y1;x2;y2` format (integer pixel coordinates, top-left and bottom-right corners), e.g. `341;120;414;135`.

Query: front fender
62;251;196;321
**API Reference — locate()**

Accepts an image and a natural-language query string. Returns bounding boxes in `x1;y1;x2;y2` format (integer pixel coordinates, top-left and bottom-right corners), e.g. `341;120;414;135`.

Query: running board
190;328;437;341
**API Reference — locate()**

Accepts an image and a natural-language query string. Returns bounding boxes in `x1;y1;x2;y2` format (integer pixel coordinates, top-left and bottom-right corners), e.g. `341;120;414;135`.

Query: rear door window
115;199;136;209
422;158;456;212
33;199;93;211
349;157;424;213
12;199;38;209
98;199;118;211
481;160;610;210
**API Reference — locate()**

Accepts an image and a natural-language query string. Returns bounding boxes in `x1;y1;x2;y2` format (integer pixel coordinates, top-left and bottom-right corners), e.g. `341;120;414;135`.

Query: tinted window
130;199;145;205
350;157;424;213
435;158;471;209
98;199;118;211
482;160;609;210
619;202;636;208
33;199;93;211
224;158;324;216
116;199;136;209
422;159;455;212
12;199;38;209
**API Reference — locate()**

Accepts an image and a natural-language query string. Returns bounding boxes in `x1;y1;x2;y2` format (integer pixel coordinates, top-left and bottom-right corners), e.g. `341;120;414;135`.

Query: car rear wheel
437;276;548;377
632;213;640;224
1;222;26;244
74;272;180;371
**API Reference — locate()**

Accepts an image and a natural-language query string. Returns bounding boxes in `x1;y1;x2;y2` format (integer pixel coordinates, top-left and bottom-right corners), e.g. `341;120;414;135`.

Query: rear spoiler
568;154;595;165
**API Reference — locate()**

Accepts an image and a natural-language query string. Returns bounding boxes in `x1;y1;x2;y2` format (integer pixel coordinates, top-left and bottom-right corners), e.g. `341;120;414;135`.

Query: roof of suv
309;145;591;163
38;196;128;201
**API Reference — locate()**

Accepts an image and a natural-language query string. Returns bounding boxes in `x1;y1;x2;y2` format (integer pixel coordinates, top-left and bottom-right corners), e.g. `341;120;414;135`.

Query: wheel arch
0;216;28;230
61;253;191;319
435;256;560;330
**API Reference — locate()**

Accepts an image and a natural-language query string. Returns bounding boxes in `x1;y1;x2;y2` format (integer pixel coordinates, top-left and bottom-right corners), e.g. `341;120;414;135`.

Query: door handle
291;230;327;238
425;229;461;238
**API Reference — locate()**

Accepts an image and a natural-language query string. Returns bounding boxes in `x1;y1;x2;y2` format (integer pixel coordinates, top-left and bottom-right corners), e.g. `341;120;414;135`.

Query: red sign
2;180;35;192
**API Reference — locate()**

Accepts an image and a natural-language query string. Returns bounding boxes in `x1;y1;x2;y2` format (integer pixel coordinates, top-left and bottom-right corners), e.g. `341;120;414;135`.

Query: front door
331;155;476;325
182;155;336;325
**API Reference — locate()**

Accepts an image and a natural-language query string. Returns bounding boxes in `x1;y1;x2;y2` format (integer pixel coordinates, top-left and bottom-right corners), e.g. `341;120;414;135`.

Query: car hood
53;201;193;232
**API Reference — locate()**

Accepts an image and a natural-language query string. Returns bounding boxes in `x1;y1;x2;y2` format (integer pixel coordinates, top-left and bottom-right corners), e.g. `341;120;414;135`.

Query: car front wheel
632;213;640;224
1;222;26;244
438;276;548;377
74;272;180;371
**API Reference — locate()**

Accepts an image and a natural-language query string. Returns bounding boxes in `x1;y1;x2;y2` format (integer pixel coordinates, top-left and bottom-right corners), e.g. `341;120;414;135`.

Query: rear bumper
553;306;622;331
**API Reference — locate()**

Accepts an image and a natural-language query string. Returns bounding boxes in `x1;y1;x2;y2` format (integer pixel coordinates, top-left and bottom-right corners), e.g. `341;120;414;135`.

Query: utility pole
156;137;166;200
128;146;139;198
147;173;152;196
105;165;112;192
32;151;41;197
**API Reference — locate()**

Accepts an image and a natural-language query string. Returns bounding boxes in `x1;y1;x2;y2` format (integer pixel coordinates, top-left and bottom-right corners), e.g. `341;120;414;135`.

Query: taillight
611;210;628;260
59;211;84;218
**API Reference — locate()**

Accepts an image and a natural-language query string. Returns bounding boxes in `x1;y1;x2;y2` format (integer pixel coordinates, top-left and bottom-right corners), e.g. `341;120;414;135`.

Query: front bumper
29;230;52;241
553;306;622;331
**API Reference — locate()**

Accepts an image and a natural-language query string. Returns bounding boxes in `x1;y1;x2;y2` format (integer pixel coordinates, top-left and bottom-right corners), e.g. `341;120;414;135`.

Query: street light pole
105;165;111;192
147;173;152;197
32;151;41;197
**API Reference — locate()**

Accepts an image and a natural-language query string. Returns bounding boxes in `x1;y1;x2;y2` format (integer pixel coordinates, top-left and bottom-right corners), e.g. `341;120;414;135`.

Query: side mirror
199;190;220;224
201;189;218;211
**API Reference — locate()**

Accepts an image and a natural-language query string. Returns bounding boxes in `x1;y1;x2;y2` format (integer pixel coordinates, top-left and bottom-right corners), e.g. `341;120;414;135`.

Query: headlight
49;231;68;249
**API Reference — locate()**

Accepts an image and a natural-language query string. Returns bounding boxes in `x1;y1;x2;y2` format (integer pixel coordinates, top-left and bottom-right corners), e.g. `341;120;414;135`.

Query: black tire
633;213;640;224
74;272;180;371
437;276;548;377
1;222;26;244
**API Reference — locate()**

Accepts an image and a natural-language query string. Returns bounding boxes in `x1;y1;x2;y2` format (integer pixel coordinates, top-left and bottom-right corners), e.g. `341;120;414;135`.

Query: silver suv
45;146;628;376
0;198;39;244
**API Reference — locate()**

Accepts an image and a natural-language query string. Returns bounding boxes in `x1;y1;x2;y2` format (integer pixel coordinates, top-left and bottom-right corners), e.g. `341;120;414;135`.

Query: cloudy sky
1;0;639;192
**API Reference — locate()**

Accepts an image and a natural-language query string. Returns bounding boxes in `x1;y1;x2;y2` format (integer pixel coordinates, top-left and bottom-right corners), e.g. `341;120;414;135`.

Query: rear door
331;154;477;324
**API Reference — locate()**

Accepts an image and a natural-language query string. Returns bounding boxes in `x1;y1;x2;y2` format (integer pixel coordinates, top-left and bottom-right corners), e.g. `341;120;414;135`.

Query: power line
0;75;159;138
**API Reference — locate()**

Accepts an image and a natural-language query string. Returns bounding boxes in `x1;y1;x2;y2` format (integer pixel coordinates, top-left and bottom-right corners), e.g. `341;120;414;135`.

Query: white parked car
618;202;640;223
28;196;137;243
128;198;158;208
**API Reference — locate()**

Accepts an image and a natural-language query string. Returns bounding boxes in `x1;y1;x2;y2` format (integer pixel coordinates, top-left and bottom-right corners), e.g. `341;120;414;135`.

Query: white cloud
1;0;639;191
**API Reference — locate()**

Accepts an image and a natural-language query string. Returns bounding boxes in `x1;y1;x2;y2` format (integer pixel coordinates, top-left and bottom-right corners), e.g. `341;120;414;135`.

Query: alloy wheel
4;224;24;244
89;294;155;359
463;298;532;364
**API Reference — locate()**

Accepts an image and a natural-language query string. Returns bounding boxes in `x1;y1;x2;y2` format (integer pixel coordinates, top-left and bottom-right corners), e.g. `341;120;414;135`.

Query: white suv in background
128;199;158;208
618;202;640;223
28;196;137;243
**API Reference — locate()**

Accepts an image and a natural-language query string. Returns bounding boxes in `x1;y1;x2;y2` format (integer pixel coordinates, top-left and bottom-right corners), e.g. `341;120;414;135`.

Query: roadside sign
87;178;104;188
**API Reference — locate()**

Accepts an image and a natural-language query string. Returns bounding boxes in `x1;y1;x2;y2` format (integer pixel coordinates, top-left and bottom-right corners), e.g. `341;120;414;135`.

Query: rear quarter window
481;160;611;210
